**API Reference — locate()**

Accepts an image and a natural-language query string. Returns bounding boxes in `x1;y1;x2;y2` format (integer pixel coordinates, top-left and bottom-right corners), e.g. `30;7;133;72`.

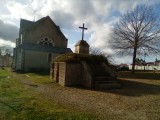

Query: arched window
37;36;55;46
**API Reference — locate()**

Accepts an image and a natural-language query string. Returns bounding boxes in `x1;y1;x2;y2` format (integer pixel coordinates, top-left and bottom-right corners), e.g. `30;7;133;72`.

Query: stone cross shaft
79;23;88;40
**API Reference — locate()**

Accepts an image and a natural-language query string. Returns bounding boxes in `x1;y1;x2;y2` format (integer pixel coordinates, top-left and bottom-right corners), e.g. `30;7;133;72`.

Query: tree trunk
132;45;137;74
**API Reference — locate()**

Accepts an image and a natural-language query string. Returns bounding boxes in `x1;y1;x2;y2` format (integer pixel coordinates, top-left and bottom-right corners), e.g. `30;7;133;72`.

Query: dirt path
10;71;160;119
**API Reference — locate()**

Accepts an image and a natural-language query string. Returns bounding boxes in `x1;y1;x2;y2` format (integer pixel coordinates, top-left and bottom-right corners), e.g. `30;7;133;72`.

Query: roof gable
19;16;67;40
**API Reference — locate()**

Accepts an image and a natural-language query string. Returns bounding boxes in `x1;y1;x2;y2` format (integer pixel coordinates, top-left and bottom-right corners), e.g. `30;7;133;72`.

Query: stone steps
89;64;121;89
89;65;110;76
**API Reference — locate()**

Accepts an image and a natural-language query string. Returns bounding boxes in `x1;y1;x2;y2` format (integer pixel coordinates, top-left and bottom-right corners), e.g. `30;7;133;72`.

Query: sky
0;0;160;64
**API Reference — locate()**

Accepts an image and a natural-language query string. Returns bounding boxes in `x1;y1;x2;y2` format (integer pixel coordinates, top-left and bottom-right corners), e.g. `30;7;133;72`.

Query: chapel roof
20;16;67;40
20;19;34;32
75;40;90;47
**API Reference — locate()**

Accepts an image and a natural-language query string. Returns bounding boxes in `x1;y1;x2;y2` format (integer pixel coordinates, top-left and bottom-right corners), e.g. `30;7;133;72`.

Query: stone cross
79;23;88;40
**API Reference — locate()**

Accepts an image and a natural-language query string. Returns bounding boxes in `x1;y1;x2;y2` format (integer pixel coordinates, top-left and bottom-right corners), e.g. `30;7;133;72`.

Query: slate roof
75;40;89;47
20;16;67;40
20;19;34;33
18;43;72;54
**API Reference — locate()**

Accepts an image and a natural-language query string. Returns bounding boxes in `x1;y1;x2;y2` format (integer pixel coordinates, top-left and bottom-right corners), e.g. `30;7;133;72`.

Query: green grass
1;69;160;120
0;69;97;120
25;72;52;84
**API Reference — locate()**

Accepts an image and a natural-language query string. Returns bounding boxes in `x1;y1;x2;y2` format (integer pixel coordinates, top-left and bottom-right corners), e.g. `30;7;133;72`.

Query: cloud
0;38;15;52
112;55;133;64
0;0;160;62
50;10;75;29
89;23;112;50
0;20;19;41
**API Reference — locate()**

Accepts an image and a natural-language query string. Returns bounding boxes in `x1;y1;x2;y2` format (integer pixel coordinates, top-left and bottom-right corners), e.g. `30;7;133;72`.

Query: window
37;36;55;46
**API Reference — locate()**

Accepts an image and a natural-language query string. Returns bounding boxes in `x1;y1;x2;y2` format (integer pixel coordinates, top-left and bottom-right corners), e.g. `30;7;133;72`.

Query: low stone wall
65;63;81;86
51;62;117;89
51;62;93;88
81;62;93;88
58;62;66;86
53;62;59;83
54;62;82;87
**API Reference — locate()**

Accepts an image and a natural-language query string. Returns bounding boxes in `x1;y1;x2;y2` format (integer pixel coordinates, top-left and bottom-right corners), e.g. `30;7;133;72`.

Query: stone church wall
24;50;59;72
16;48;23;71
22;18;67;48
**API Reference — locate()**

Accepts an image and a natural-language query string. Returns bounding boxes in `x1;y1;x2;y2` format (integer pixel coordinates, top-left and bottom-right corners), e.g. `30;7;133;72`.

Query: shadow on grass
70;78;160;97
106;79;160;97
117;71;160;80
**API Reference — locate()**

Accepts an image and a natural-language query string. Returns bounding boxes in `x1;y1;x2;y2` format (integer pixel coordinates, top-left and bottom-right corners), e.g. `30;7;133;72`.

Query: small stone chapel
51;24;120;89
12;16;72;72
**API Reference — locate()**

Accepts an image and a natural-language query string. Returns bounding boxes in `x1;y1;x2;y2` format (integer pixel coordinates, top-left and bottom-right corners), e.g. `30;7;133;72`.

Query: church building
12;16;72;72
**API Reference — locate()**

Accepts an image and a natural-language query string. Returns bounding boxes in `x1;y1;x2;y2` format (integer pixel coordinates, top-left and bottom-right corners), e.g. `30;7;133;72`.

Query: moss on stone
53;53;109;64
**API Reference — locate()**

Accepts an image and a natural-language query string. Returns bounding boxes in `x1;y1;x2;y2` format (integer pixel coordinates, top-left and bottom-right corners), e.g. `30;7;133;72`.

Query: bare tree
0;47;12;56
90;47;104;55
110;5;160;73
90;47;113;63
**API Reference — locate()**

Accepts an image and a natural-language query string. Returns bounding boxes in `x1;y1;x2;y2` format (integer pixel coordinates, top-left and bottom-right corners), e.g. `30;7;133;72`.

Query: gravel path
11;72;160;119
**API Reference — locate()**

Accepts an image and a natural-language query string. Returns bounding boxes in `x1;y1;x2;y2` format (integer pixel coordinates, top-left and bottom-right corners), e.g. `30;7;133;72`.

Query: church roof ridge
42;16;68;41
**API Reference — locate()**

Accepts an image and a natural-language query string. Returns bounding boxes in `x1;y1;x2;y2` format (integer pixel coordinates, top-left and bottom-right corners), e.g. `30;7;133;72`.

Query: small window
47;53;52;62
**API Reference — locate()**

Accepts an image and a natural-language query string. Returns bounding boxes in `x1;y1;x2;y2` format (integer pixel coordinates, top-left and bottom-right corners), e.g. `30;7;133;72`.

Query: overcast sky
0;0;160;64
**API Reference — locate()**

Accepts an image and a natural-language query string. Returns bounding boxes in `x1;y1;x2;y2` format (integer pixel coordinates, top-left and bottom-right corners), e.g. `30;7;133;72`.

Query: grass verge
0;68;97;120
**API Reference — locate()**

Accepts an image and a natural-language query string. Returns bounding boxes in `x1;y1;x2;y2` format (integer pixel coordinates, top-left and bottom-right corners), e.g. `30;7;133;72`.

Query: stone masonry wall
58;62;66;86
81;62;93;88
51;62;93;88
65;63;81;86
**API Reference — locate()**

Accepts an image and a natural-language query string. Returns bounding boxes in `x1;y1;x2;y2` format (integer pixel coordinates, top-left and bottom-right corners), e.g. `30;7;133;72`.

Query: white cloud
0;38;15;48
113;55;133;64
0;0;160;63
68;42;75;52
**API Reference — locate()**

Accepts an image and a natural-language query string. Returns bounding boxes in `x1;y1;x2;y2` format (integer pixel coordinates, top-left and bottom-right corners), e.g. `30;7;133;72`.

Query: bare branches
110;5;160;73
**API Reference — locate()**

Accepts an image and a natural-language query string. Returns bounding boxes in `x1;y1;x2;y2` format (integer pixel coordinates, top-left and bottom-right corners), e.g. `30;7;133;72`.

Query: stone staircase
89;64;121;89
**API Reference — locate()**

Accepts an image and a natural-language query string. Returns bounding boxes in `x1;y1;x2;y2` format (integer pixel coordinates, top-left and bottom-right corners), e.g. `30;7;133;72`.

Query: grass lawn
0;68;160;120
0;68;97;120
